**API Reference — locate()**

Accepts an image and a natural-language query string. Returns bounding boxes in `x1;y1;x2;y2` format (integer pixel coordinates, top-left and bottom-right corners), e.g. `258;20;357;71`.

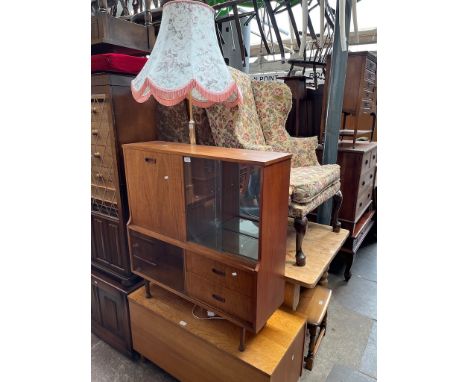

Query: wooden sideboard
123;142;292;350
129;284;306;382
91;73;158;285
317;141;377;280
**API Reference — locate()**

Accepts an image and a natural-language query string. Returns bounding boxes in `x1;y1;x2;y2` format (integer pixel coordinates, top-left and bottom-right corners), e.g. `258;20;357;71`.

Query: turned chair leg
144;280;152;298
304;324;317;370
294;216;308;267
331;190;343;233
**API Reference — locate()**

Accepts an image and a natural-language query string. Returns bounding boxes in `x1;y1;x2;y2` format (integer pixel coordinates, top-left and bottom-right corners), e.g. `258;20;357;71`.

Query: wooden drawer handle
373;155;376;160
92;107;98;113
361;181;365;186
93;152;101;158
212;294;225;303
212;268;226;277
359;202;363;207
365;159;369;165
91;129;99;135
145;157;156;164
370;174;373;179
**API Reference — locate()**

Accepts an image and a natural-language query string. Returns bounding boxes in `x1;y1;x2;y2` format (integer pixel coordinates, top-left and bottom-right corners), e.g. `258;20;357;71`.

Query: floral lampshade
131;0;243;108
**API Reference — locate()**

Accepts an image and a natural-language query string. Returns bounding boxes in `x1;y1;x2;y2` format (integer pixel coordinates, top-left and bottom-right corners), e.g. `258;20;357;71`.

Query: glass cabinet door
183;157;261;261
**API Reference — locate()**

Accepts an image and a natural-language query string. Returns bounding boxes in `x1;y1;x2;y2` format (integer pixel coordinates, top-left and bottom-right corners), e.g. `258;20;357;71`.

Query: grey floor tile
359;321;377;379
325;364;376;382
91;340;177;382
351;243;377;282
332;275;377;320
300;302;373;382
91;333;101;348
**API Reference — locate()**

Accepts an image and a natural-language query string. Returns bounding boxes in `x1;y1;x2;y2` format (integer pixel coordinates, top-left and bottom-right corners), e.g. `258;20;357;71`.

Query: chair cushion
289;180;341;219
206;68;266;149
91;53;147;75
290;164;341;204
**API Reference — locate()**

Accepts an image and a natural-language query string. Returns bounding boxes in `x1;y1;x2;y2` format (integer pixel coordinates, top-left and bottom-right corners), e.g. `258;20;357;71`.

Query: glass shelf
184;157;261;261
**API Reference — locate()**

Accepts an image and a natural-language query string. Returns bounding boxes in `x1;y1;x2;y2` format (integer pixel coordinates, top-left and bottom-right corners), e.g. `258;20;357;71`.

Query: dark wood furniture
123;142;292;350
129;283;306;382
295;285;332;370
281;77;323;139
91;73;158;285
91;268;144;358
320;51;377;147
317;141;377;281
92;11;156;56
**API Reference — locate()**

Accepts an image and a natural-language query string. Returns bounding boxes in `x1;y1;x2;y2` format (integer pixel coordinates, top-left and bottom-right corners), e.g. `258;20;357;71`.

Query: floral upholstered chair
206;68;343;266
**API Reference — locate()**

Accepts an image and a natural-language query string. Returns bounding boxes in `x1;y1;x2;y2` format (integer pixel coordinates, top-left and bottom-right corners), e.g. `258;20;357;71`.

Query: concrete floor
92;239;377;382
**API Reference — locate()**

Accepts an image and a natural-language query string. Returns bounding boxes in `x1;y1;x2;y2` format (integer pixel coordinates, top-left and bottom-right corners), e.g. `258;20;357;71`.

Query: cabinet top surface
123;141;292;166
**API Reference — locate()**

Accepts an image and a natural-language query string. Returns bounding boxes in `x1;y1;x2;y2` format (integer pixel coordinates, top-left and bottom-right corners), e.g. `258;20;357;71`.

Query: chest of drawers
123;142;292;346
317;141;376;280
91;73;158;284
320;51;377;146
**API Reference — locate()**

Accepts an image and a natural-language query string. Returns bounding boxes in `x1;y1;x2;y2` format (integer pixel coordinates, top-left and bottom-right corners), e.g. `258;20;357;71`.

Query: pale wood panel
129;284;306;378
284;222;349;288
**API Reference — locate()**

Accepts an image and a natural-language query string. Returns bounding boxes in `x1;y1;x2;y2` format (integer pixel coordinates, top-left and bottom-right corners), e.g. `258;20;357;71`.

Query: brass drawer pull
212;268;226;277
92;107;98;113
91;129;99;135
145;157;156;164
212;294;225;303
93;152;101;158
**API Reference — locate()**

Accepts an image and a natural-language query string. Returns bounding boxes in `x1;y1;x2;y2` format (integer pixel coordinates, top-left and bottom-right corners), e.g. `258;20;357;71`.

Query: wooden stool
296;285;332;370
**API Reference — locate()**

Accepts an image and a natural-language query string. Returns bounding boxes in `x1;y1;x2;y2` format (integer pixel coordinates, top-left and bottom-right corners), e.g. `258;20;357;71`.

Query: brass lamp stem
188;92;196;145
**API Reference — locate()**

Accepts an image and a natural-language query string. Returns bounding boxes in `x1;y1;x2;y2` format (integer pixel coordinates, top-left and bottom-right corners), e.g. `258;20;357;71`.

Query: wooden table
283;221;349;311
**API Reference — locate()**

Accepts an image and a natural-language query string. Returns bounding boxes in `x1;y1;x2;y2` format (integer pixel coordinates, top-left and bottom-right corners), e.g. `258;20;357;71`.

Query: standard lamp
131;0;243;144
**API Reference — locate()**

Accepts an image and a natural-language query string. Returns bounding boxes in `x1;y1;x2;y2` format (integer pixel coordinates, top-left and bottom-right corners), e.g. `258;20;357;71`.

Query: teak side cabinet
123;142;292;350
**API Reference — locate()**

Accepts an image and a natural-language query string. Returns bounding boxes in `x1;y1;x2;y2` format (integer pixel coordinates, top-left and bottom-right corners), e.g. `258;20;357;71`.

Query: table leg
284;282;301;311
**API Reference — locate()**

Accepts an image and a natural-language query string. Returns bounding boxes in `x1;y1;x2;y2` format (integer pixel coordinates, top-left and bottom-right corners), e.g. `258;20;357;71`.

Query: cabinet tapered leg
331;190;343;233
144;280;152;298
239;328;246;352
294;216;308;267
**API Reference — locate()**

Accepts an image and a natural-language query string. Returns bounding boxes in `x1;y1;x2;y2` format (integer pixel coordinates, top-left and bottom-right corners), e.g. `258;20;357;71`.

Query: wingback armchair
205;68;343;266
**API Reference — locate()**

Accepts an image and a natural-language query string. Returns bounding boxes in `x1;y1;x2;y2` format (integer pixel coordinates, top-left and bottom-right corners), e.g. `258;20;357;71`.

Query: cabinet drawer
91;184;117;204
91;95;113;144
364;69;376;84
365;58;377;73
370;148;377;167
363;80;375;92
186;251;255;297
355;185;373;219
361;151;372;173
91;166;116;189
358;167;376;191
91;144;115;169
187;272;253;323
129;230;185;292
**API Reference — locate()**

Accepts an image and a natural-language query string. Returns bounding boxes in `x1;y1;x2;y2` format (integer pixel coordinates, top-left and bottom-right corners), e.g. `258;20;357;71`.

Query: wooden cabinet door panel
124;149;185;240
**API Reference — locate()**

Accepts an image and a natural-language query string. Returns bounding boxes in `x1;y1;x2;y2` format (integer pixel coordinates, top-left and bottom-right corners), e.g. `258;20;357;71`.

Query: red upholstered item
91;54;148;75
